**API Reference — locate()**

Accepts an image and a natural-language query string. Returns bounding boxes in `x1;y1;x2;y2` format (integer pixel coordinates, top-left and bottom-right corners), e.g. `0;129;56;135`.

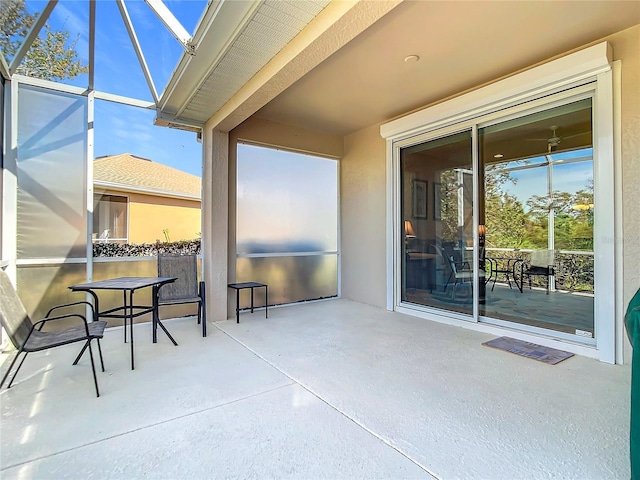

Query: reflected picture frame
433;182;442;220
412;179;427;219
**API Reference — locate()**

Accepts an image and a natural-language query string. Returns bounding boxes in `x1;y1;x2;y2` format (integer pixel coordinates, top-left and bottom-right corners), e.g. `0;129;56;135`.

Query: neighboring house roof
93;153;201;200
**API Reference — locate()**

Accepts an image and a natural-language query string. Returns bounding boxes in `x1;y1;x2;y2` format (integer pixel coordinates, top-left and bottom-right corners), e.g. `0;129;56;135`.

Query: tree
486;193;529;248
524;185;594;251
0;0;87;81
484;164;528;248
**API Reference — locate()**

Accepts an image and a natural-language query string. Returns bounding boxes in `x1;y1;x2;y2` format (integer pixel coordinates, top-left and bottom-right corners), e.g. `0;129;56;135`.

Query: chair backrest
0;270;34;349
157;255;199;302
434;244;457;274
530;250;554;268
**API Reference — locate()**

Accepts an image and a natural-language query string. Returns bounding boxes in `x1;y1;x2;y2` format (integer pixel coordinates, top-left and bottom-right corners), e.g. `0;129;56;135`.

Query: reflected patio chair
517;249;555;294
157;255;206;337
435;244;485;298
98;229;110;243
0;270;106;397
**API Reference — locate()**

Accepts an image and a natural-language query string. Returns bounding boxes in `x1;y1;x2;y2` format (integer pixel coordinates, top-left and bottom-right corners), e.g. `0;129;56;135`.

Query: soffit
255;0;640;136
158;0;331;129
159;0;639;136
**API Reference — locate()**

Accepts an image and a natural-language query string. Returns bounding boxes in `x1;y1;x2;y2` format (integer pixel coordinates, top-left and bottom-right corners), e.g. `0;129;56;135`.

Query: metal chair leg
6;351;29;389
491;275;498;291
0;349;23;388
200;282;207;337
72;342;88;365
97;339;105;372
73;338;105;373
86;340;100;397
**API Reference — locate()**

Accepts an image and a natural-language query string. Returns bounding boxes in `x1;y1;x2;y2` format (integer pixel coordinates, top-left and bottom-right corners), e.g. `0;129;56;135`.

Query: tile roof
93;153;201;198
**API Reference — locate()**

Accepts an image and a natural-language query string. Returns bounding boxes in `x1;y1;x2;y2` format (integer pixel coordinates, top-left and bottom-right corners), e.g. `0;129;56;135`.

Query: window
93;194;128;243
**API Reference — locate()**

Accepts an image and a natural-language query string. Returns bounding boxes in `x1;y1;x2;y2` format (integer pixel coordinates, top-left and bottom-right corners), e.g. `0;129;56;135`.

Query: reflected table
70;276;177;370
485;257;522;291
406;252;437;292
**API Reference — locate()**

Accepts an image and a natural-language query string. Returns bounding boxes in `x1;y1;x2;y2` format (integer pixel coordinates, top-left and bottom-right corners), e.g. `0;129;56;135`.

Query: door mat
482;336;574;365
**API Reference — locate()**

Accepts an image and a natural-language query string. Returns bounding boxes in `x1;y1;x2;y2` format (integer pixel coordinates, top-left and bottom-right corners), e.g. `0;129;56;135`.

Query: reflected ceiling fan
526;125;589;153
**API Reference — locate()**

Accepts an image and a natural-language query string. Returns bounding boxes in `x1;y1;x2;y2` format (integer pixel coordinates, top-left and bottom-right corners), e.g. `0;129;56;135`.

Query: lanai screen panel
16;84;88;259
236;144;338;306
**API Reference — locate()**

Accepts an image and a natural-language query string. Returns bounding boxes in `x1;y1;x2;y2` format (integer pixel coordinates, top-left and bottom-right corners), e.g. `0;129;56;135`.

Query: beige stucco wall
232;117;343;159
610;25;640;306
340;25;640;310
227;25;639;314
341;124;388;307
129;194;201;243
99;189;201;244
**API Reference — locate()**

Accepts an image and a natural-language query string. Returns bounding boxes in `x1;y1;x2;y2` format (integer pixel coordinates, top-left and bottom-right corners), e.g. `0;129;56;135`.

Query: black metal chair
157;255;206;337
0;270;107;397
517;250;556;294
435;244;485;298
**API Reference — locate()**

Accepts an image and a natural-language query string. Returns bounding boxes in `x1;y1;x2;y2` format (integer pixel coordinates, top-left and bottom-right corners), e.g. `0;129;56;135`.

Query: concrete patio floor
0;298;631;479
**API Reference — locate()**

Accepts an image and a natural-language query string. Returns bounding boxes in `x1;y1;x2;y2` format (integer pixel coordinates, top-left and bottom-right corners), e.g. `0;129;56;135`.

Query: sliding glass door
398;95;595;341
400;130;477;317
479;98;594;337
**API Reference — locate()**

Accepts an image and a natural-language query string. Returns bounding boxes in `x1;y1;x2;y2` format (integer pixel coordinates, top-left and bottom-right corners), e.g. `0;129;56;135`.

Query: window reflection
400;130;475;316
93;194;128;243
480;98;594;336
399;97;595;337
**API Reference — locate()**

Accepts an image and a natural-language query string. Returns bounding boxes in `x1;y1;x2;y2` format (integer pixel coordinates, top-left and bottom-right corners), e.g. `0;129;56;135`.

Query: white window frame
381;42;619;363
92;192;130;243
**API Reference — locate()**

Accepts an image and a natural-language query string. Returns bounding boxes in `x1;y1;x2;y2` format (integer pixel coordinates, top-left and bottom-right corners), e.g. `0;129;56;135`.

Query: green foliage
0;0;32;57
486;194;528;248
484;164;528;248
482;166;594;252
432;163;595;292
18;24;88;80
438;170;459;242
0;0;88;80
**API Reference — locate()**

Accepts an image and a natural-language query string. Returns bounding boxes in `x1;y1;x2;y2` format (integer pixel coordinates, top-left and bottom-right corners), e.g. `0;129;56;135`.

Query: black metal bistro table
485;257;522;291
70;277;177;370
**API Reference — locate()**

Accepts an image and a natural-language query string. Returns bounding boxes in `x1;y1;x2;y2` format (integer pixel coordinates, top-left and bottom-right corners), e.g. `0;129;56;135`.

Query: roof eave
94;181;201;202
158;0;262;122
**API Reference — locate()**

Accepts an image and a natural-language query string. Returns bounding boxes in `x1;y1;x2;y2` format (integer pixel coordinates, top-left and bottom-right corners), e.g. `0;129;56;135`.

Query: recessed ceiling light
494;153;504;158
404;55;419;63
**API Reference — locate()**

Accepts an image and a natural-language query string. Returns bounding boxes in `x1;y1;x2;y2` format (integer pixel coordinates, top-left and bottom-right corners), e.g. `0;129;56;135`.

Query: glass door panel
479;98;595;337
400;130;475;317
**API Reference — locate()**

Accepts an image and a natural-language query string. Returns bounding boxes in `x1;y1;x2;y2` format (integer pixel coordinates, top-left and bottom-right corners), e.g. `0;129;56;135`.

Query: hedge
93;239;201;257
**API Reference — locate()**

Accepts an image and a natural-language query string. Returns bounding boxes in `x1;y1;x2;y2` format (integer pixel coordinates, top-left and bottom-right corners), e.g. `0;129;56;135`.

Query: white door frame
381;42;619;363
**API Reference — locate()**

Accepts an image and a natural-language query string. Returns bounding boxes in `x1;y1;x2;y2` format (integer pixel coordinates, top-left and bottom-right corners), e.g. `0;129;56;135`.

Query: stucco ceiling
254;0;640;136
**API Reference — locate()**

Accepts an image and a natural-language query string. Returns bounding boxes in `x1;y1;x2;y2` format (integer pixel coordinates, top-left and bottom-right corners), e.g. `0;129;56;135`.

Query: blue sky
500;151;593;210
17;0;207;176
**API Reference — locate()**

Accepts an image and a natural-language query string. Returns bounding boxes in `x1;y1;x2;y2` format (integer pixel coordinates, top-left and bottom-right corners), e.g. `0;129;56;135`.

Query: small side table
228;282;268;323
